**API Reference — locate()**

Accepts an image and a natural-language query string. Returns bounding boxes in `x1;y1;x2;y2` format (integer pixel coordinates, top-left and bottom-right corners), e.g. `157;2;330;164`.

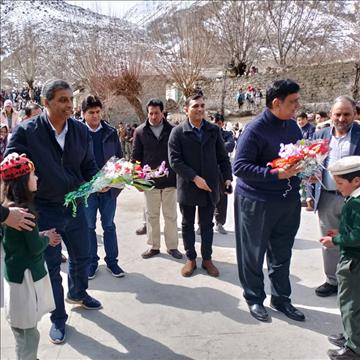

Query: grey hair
41;80;71;101
333;95;356;110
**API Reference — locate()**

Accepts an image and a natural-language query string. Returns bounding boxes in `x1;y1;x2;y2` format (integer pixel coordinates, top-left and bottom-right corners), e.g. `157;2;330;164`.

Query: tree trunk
125;95;145;122
353;62;360;101
220;69;227;115
26;79;35;101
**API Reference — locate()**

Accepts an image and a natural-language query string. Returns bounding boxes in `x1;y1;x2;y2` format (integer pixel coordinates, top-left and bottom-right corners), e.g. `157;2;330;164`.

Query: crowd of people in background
1;79;360;360
0;86;42;110
235;85;263;111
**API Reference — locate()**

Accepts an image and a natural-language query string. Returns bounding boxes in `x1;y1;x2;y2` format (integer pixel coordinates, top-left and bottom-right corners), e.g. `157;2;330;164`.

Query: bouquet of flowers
267;139;330;197
64;156;169;216
267;139;330;178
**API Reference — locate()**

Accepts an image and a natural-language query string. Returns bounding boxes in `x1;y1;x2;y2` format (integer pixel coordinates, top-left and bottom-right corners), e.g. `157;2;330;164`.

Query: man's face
45;89;73;120
84;106;102;129
215;120;224;129
334;175;360;197
296;116;308;128
147;106;163;126
331;100;354;134
315;114;325;124
274;93;300;120
185;97;205;122
30;108;42;117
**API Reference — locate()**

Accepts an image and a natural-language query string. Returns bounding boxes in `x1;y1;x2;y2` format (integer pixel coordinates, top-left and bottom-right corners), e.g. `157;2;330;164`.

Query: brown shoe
141;249;160;259
181;260;197;277
202;260;219;277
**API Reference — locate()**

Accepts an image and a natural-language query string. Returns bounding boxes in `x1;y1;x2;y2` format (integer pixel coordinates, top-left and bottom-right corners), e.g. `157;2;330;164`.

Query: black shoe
167;249;183;259
328;334;346;348
315;282;338;297
136;224;147;235
141;249;160;259
327;347;360;360
215;224;227;235
270;302;305;322
248;304;270;322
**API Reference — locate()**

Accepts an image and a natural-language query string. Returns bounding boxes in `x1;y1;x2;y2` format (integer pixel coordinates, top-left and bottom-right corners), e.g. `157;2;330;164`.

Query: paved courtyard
1;187;340;360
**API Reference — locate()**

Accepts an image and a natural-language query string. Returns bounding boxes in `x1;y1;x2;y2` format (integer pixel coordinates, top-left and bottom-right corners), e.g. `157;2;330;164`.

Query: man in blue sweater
233;79;305;322
296;112;315;140
82;95;124;280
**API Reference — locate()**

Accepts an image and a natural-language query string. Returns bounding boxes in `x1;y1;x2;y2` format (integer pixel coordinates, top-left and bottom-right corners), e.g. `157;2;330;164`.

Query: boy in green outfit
320;155;360;360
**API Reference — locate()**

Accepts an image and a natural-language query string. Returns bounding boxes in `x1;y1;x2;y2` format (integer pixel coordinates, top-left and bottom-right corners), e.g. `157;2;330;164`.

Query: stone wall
199;61;359;115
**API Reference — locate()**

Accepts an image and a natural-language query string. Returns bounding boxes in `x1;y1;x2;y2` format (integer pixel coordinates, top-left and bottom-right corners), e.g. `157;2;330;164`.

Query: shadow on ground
65;318;192;360
88;272;257;325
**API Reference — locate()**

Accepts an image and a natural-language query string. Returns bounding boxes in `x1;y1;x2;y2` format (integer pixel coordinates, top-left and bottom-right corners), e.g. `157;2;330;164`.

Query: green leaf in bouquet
132;178;155;191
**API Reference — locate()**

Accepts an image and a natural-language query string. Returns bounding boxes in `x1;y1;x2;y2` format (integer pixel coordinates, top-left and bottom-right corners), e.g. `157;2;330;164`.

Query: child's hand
320;236;335;248
327;229;339;237
45;228;62;247
306;175;319;184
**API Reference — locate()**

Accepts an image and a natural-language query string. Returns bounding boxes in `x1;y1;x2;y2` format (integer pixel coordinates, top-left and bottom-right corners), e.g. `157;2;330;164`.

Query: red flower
267;155;304;169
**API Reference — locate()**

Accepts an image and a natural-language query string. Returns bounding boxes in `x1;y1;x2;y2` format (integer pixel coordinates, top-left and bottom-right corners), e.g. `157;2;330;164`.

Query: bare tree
205;1;265;73
2;22;44;97
68;23;147;121
261;0;336;67
344;0;360;60
149;11;214;98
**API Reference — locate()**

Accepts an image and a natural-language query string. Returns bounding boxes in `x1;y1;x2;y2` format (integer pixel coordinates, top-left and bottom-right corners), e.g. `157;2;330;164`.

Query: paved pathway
1;188;340;360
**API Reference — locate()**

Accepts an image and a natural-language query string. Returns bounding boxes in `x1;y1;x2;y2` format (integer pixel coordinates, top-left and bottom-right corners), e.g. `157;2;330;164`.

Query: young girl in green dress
1;153;61;360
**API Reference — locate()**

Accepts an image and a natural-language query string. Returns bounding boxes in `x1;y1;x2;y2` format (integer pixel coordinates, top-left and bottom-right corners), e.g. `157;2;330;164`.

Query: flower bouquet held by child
267;139;330;197
64;156;169;216
0;153;61;360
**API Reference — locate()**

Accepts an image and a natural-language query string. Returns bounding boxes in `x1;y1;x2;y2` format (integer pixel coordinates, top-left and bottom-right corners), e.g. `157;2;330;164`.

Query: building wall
199;61;359;114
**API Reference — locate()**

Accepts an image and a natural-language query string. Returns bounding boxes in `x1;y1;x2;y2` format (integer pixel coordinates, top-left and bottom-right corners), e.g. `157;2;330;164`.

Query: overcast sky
66;1;142;17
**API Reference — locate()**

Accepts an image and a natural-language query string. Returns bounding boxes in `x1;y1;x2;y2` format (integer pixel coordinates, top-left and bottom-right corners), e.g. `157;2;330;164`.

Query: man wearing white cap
311;96;360;297
320;155;360;360
0;100;20;133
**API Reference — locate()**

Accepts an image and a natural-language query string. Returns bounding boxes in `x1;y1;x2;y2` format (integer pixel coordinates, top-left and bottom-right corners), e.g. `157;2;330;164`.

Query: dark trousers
214;186;227;225
37;204;90;329
85;192;118;268
337;256;360;355
180;204;215;260
234;194;301;305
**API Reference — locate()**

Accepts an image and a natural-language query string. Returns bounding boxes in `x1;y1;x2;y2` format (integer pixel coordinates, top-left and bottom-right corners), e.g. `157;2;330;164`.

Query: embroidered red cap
0;153;35;180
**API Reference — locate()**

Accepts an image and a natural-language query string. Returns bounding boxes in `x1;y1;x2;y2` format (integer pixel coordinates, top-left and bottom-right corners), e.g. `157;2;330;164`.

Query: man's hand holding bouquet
64;156;169;216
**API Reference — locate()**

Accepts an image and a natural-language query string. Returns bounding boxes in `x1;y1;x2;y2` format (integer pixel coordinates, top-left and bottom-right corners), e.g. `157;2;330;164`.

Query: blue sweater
90;129;105;168
233;108;302;201
300;122;315;140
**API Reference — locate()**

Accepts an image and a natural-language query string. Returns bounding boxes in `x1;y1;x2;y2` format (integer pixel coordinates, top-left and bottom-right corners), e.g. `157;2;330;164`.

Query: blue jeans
85;192;118;267
37;204;90;329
